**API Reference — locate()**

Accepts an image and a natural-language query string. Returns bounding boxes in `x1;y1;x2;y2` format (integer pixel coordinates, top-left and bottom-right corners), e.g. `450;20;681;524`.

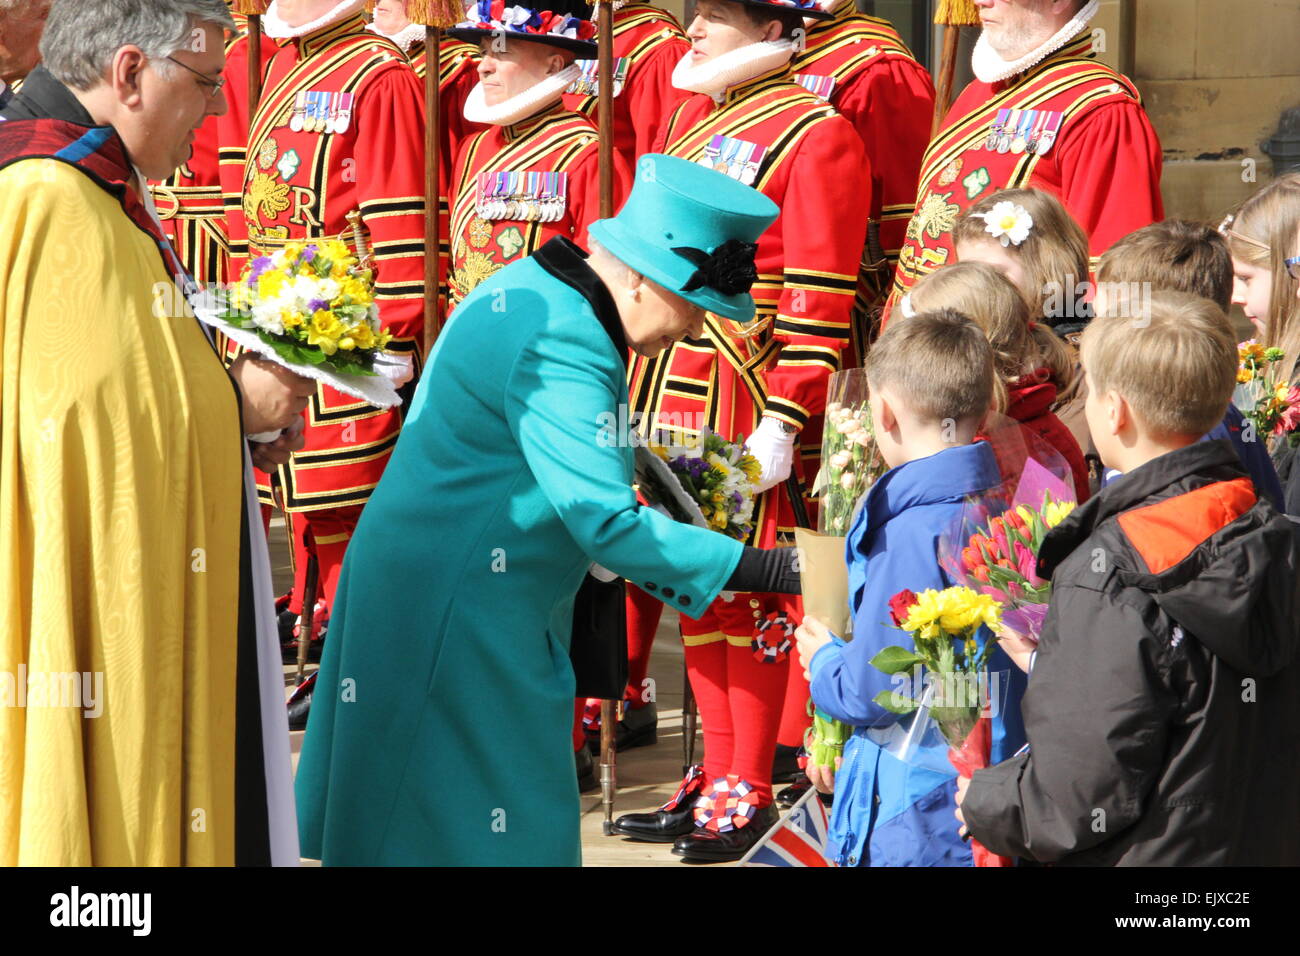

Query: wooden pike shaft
932;24;961;137
597;0;617;833
424;26;441;358
247;15;263;134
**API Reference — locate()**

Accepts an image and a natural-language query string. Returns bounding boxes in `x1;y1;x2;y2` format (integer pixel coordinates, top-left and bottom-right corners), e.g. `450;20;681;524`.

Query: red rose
888;589;919;627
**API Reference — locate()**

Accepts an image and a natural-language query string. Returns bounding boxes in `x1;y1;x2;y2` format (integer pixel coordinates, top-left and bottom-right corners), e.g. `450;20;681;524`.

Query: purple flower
308;298;329;313
248;256;274;282
303;244;319;261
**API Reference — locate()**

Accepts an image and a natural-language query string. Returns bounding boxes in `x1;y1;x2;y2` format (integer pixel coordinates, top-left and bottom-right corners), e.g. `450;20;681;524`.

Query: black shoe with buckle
611;765;704;842
585;700;658;755
777;774;811;807
671;803;779;863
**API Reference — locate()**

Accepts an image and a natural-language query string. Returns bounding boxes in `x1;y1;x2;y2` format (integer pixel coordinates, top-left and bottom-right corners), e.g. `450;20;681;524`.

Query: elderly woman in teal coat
294;156;791;865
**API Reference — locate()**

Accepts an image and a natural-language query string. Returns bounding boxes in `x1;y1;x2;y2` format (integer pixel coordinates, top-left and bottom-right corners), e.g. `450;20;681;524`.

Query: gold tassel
365;0;462;28
934;0;981;27
229;0;270;15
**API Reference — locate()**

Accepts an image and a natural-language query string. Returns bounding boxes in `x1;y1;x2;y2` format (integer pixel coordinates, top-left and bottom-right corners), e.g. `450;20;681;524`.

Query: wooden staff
232;1;270;132
594;0;620;837
931;0;980;136
424;22;441;358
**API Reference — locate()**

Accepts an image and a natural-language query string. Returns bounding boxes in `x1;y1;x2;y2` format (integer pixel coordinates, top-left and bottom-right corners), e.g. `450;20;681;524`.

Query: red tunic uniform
447;104;630;308
152;17;278;286
239;11;428;516
790;2;933;344
561;1;691;199
887;31;1163;312
632;64;871;546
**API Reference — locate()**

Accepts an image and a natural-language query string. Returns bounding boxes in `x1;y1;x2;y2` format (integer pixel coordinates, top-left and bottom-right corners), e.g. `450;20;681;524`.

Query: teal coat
294;239;743;866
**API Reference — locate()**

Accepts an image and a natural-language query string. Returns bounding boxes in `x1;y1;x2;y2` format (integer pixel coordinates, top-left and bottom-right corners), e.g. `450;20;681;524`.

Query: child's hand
954;773;970;839
996;625;1037;674
806;756;842;794
795;615;834;679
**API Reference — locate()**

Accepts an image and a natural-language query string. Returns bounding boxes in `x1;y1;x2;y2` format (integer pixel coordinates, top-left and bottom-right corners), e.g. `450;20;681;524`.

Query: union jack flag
738;789;831;867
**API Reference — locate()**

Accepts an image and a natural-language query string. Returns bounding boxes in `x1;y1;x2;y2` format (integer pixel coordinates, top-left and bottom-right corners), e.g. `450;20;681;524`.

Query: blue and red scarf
0;118;194;293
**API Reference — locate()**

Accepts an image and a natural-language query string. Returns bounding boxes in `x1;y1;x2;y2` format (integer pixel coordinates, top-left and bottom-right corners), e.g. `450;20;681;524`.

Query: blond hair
1079;290;1237;439
1222;172;1300;377
953;188;1091;328
909;261;1077;398
865;308;995;425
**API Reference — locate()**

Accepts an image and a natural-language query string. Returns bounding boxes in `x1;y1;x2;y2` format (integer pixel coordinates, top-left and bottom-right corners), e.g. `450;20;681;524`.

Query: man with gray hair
0;0;306;865
0;0;50;107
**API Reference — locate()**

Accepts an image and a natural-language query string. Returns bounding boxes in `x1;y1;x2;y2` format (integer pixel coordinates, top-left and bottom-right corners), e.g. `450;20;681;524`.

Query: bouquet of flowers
1234;340;1300;445
193;238;403;410
942;456;1076;646
870;585;1011;867
634;428;761;540
817;396;887;536
799;371;887;780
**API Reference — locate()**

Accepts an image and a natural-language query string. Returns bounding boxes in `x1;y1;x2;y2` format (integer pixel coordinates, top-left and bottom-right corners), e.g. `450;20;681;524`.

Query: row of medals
287;92;354;135
476;194;567;222
982;111;1059;156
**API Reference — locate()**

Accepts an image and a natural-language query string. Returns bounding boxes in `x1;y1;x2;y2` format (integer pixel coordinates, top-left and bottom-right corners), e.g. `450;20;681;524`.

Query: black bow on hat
671;239;759;296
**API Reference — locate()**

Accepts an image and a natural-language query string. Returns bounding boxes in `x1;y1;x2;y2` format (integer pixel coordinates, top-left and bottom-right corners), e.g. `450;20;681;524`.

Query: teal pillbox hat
587;154;780;323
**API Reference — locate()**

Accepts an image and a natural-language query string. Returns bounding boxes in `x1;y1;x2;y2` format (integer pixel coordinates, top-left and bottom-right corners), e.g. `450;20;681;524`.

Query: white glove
747;416;797;493
376;352;415;388
588;562;620;583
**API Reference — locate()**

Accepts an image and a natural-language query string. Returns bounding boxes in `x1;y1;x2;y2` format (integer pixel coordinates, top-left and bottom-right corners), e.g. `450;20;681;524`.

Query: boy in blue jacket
795;309;1027;866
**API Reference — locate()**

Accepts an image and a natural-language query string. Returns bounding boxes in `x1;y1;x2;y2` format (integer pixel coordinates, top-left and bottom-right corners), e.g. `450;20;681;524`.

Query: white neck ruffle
671;40;795;101
263;0;368;40
463;64;582;126
971;0;1098;84
367;20;426;53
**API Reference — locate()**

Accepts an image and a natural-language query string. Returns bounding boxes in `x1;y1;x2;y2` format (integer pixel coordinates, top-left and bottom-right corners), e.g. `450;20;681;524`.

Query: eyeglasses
164;55;225;98
1286;254;1300;281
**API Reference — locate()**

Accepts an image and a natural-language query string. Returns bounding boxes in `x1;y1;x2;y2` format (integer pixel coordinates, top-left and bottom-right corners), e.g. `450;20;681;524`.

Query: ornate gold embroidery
244;171;292;230
468;216;492;248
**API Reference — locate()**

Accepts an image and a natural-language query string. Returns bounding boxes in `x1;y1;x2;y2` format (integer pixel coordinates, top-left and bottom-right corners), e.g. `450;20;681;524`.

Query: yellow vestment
0;158;245;865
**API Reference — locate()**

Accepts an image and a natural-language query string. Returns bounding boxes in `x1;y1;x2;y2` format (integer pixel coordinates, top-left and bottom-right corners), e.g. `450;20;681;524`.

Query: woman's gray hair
40;0;235;90
586;239;637;286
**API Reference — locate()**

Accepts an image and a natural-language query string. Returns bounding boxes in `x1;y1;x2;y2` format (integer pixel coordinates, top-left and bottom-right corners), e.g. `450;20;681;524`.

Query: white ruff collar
971;0;1098;84
671;40;795;100
367;20;426;53
263;0;368;39
463;64;582;126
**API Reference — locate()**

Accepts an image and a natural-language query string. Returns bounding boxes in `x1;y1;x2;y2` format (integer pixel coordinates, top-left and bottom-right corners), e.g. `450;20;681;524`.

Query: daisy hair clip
983;201;1034;247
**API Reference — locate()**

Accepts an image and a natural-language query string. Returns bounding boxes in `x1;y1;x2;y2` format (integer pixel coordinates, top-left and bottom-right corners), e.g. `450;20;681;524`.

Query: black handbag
569;574;628;700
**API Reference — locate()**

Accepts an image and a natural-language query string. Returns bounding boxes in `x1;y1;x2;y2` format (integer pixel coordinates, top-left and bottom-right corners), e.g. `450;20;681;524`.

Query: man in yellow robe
0;0;312;865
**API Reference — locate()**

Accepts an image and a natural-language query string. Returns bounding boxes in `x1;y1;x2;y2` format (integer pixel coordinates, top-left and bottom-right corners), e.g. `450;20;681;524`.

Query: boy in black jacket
956;291;1300;865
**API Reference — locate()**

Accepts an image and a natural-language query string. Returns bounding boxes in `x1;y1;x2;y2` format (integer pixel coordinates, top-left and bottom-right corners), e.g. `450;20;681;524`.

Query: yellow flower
348;322;376;350
1043;499;1076;528
650;444;670;461
306;309;344;355
739;456;762;481
711;511;728;530
1237;368;1253;384
337;277;370;304
281;309;305;331
902;586;1001;637
257;269;288;300
1276;383;1291;402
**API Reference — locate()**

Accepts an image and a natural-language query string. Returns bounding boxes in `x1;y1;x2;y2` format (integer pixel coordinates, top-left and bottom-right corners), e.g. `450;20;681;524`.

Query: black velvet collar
0;65;97;124
532;237;628;367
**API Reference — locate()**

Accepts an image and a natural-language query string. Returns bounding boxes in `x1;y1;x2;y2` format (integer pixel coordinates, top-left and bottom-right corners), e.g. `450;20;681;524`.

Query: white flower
830;450;852;469
983;201;1033;247
839;471;857;490
251;299;285;334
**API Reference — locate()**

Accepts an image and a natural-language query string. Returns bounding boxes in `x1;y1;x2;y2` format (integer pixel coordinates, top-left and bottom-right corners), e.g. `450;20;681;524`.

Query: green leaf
869;645;924;675
873;690;918;715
